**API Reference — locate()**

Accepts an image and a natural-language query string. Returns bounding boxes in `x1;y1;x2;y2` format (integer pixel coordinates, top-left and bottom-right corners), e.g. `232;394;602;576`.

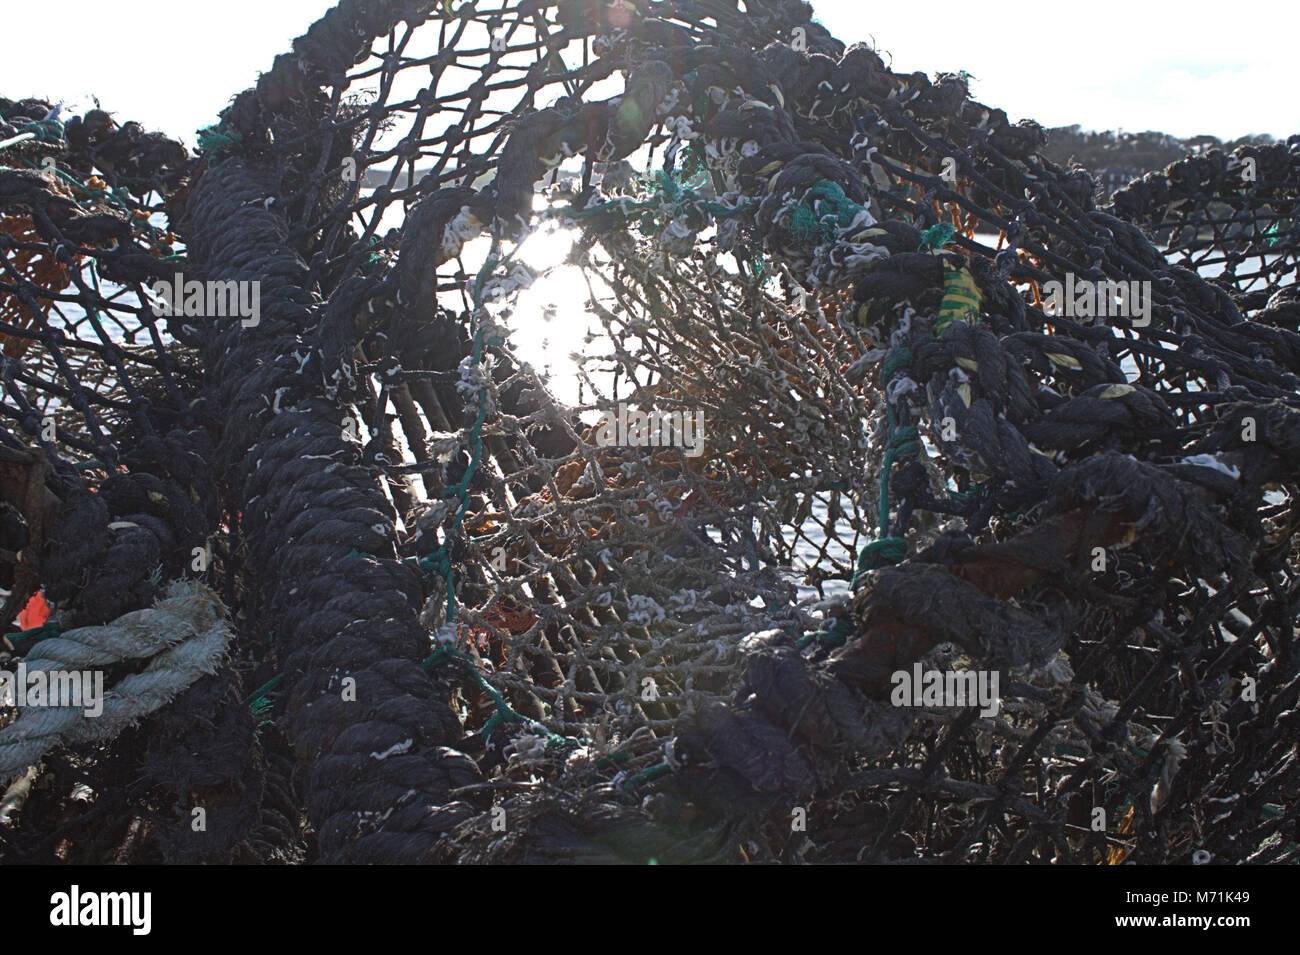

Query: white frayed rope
0;580;235;783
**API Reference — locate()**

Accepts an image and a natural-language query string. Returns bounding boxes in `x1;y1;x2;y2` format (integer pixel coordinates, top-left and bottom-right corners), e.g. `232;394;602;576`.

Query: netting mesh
1;0;1298;864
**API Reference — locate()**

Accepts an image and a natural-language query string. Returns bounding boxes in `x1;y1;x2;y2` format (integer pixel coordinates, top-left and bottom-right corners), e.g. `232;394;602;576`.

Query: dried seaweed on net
0;0;1298;865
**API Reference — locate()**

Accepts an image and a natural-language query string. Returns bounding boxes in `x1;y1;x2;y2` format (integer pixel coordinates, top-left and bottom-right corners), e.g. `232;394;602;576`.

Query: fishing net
1;0;1297;864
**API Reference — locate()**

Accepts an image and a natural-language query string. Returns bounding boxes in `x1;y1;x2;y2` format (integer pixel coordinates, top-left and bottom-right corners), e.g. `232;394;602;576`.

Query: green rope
394;253;587;753
621;760;670;791
1;620;62;653
783;179;864;243
837;348;922;594
0;116;63;153
1263;219;1290;249
878;426;920;525
795;614;854;649
85;259;113;341
242;673;282;708
21;158;174;247
919;222;956;252
196;123;242;164
562;168;753;232
24;117;63;142
804;347;919;647
416;250;516;622
416;548;456;619
855;536;908;580
243;673;283;726
422;646;576;748
678;141;708;180
880;346;913;382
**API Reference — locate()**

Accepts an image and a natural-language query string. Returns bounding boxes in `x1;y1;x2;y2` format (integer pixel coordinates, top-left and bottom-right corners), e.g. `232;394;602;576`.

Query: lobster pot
0;0;1297;864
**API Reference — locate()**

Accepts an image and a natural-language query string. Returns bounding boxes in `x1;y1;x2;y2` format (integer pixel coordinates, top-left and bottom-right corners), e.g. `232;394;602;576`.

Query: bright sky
1;0;1294;144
